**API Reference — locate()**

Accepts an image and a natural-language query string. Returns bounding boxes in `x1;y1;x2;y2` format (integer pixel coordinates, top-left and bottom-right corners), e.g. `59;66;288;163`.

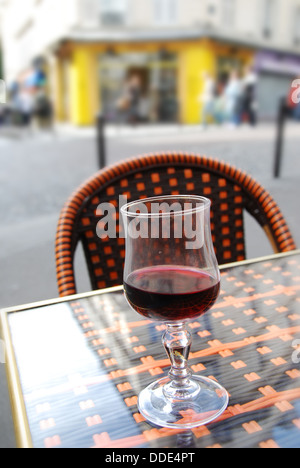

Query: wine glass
121;195;228;429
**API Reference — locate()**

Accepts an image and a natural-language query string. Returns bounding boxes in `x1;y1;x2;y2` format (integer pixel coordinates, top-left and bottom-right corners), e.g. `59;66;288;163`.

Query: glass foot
138;375;229;429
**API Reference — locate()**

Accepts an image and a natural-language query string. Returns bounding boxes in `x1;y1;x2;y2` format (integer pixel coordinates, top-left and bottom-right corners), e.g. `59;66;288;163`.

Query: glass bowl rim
120;194;211;219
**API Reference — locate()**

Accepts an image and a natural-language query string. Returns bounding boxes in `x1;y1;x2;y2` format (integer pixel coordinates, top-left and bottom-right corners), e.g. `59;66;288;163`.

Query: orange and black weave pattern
55;153;296;297
7;252;300;448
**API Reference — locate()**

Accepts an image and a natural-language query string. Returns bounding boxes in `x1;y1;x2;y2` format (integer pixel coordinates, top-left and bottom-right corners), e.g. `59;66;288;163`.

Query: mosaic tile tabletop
3;252;300;448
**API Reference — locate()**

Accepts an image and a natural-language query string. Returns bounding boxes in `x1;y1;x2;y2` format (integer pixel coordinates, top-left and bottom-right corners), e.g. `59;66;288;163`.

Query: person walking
199;72;216;128
17;87;34;127
224;70;243;126
241;66;258;126
32;88;53;130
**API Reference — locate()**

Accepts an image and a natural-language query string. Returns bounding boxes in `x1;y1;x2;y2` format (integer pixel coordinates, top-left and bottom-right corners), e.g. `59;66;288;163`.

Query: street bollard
96;113;106;169
273;97;288;179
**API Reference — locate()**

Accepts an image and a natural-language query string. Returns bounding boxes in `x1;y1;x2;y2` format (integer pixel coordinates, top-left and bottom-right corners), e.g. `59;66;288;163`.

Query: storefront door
99;51;178;123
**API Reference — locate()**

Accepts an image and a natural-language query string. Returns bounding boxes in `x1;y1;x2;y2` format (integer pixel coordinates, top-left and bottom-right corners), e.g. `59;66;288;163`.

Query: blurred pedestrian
7;81;20;125
116;74;142;124
116;79;131;123
199;71;216;128
224;70;243;126
0;103;6;126
126;74;142;124
213;80;226;125
32;88;53;129
18;87;34;127
294;102;300;120
241;66;258;126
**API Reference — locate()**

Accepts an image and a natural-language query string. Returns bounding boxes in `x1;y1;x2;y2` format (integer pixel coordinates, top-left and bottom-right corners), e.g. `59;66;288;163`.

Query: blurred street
0;121;299;308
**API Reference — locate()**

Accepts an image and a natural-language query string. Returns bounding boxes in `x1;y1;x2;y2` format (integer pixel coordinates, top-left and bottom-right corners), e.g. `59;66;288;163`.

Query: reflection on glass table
1;250;300;448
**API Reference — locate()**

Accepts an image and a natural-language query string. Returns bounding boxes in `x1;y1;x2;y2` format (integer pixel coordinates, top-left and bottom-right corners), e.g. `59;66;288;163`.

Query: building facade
1;0;300;125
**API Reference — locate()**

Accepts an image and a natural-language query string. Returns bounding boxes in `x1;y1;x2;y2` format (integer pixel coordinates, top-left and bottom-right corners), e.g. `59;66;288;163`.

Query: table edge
0;310;33;448
1;250;299;316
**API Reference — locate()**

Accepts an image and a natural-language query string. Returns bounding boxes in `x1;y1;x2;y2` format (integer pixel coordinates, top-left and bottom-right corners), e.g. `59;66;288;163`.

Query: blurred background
0;0;300;127
0;0;300;447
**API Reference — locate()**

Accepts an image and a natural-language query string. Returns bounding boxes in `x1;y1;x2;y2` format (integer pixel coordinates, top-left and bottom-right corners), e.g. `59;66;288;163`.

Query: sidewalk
53;120;299;140
1;120;299;143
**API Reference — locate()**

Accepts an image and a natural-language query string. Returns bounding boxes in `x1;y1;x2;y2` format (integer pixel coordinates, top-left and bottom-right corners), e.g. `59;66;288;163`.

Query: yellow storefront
51;38;254;126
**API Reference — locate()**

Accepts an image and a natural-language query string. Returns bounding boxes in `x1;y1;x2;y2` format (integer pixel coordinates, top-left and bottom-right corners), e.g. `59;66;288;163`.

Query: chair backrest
56;153;296;297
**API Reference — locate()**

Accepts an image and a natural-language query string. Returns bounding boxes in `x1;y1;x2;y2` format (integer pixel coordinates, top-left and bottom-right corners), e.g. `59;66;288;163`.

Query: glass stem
162;323;199;400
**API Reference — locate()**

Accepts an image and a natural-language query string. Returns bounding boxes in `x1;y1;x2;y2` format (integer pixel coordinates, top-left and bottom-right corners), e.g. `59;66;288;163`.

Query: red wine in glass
124;266;220;322
121;195;228;429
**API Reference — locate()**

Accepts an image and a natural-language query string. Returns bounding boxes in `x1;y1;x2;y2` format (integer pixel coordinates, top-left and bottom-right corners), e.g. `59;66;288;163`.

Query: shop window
153;0;178;25
207;4;216;16
100;0;128;26
293;7;300;46
99;52;178;124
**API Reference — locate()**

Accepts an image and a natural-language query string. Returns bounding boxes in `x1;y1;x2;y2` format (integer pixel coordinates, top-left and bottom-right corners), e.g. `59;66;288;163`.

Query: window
293;7;300;46
153;0;178;25
262;0;277;39
207;3;216;16
222;0;236;29
100;0;128;26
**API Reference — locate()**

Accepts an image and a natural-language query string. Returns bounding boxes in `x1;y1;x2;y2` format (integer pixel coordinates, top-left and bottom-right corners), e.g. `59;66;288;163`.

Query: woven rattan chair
56;153;296;297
